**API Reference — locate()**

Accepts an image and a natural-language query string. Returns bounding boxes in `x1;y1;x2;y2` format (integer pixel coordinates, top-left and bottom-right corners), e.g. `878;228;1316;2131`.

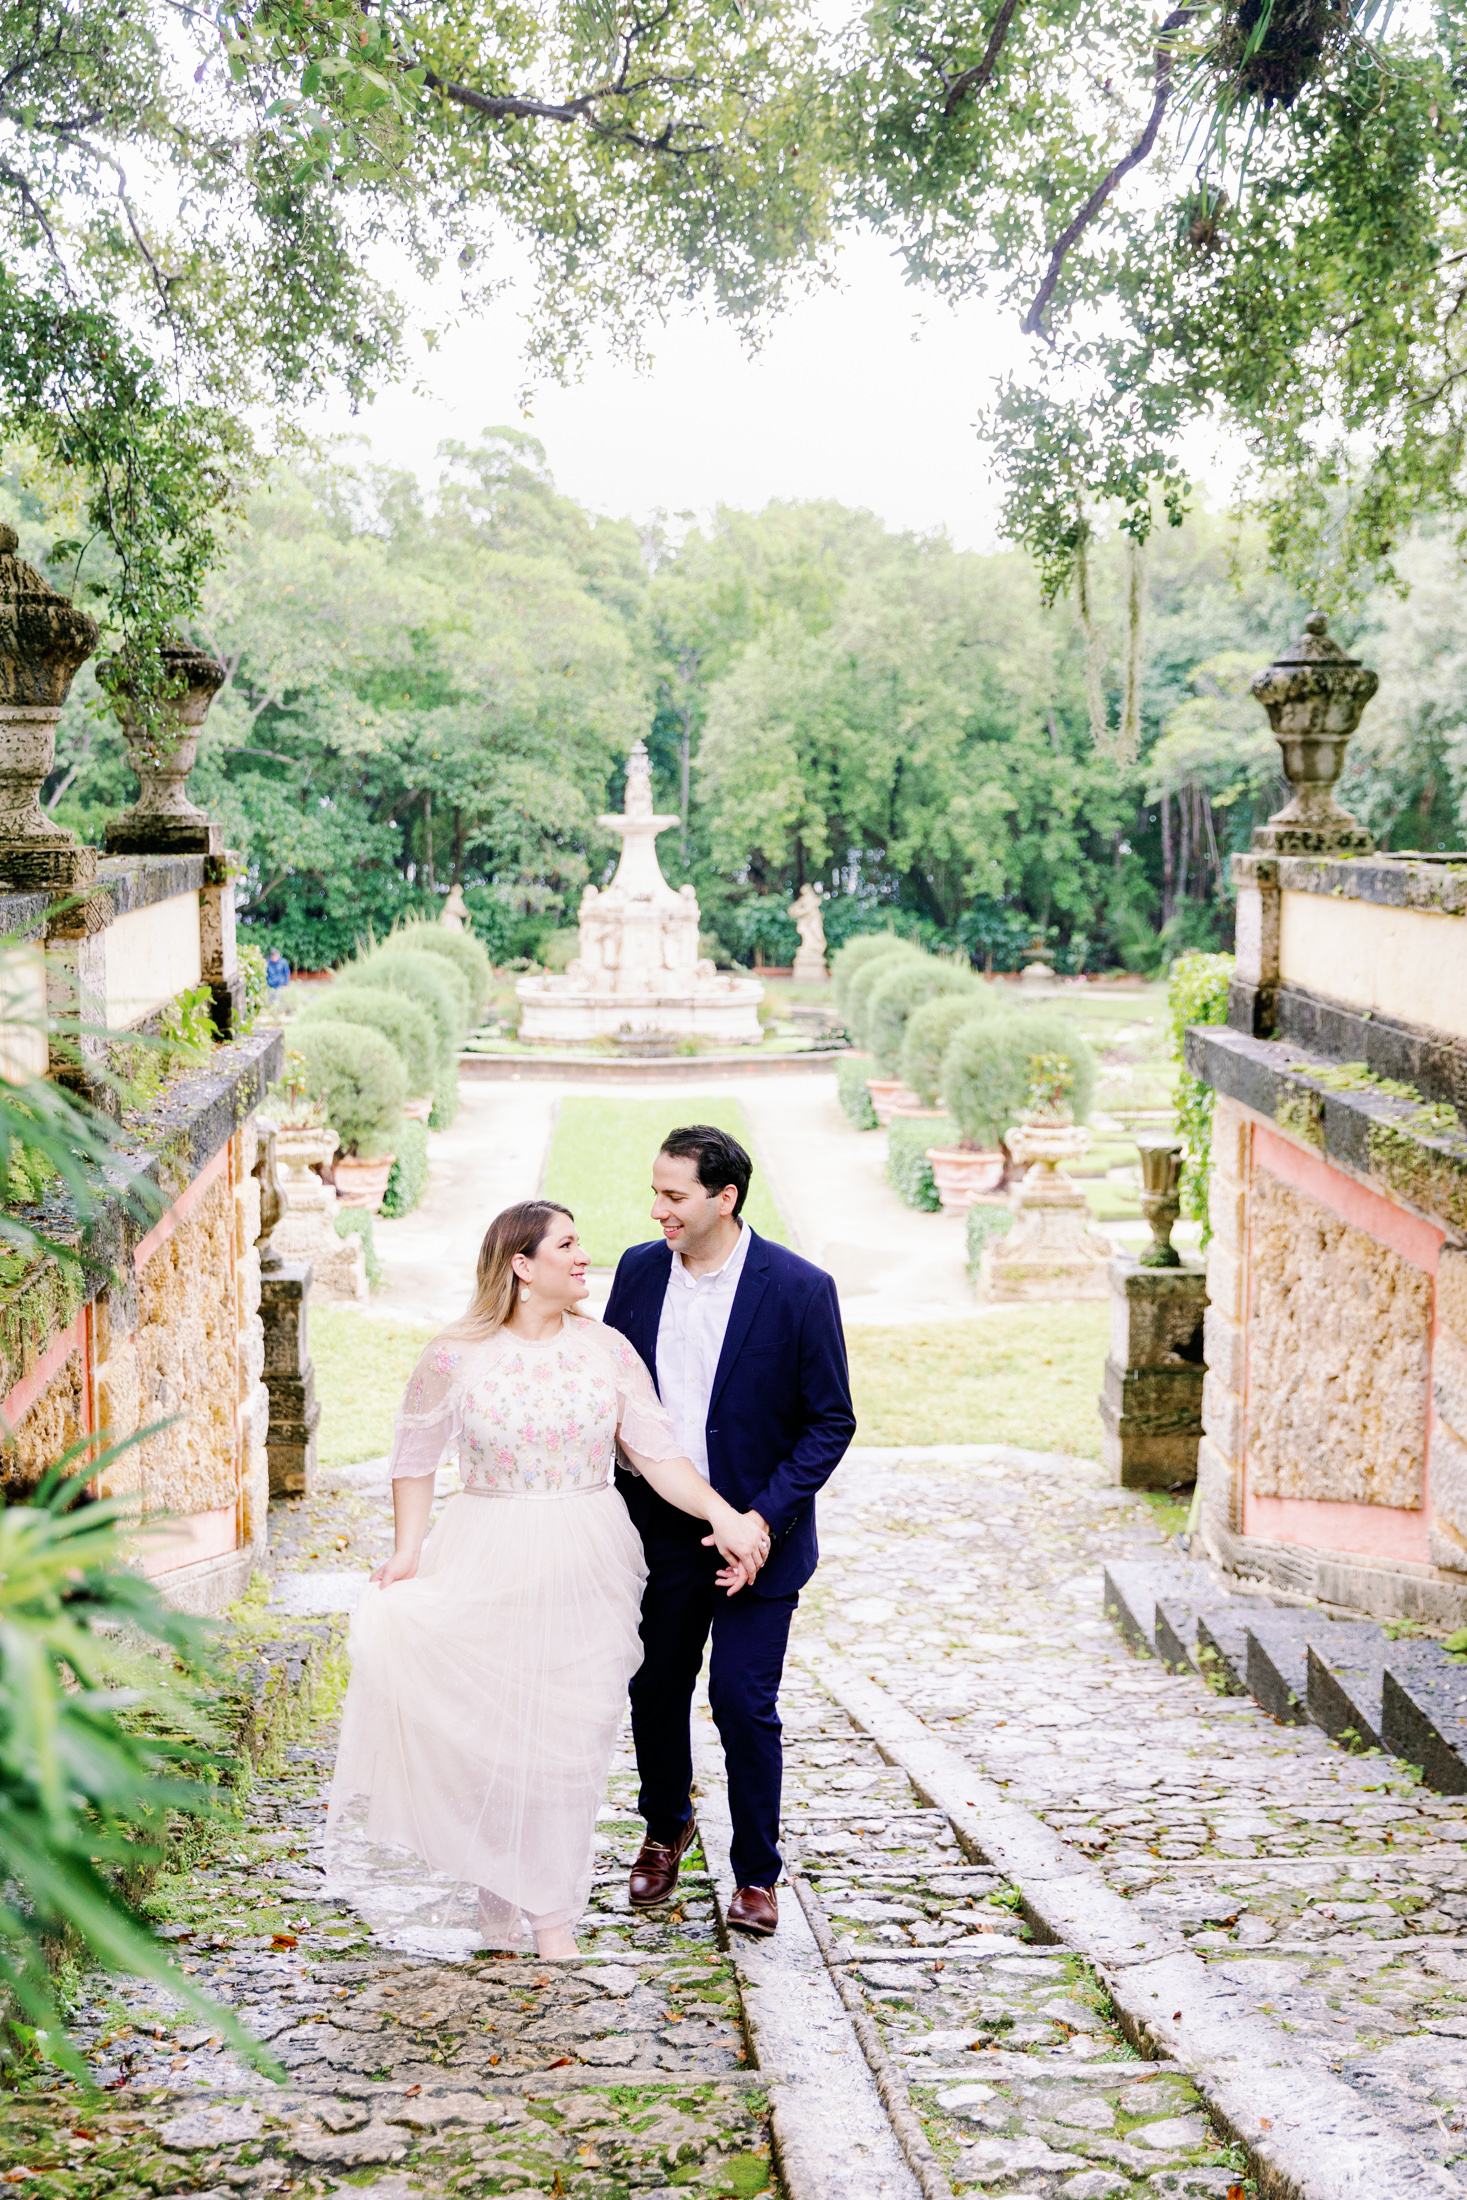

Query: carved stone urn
269;1122;368;1306
1250;614;1377;856
1136;1133;1185;1268
103;636;226;855
978;1119;1110;1302
0;523;101;890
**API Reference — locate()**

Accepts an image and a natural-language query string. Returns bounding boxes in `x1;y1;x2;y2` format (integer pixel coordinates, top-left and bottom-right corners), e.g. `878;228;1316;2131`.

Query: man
603;1124;855;1935
265;945;291;1000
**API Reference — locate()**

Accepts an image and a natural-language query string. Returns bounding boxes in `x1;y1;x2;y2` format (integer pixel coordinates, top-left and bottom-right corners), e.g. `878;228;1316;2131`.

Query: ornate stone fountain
516;740;763;1045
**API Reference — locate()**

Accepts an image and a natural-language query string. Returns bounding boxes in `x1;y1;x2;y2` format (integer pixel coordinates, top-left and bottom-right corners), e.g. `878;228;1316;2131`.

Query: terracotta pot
867;1078;916;1125
925;1146;1005;1211
333;1152;396;1212
403;1095;434;1122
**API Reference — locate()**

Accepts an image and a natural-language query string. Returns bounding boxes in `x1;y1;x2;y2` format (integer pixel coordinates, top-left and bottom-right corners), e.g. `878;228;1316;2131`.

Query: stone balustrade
0;526;280;1612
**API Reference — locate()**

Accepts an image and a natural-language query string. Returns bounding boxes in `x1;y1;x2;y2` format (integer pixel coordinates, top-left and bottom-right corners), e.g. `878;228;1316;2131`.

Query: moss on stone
1368;1121;1467;1232
1275;1087;1325;1147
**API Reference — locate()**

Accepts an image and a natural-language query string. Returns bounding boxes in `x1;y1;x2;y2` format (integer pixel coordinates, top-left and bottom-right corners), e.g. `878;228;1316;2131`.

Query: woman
327;1199;769;1961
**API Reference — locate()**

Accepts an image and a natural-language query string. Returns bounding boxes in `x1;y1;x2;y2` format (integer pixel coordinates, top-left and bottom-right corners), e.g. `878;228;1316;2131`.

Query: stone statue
441;883;468;933
789;883;829;982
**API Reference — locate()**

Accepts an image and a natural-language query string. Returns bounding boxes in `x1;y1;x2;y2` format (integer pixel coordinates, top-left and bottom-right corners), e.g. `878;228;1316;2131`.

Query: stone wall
1197;1091;1466;1622
1;1336;87;1493
1246;1167;1431;1508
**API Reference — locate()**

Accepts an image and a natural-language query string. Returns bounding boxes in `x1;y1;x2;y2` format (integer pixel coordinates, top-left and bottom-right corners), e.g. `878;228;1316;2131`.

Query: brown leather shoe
727;1885;778;1936
629;1820;698;1908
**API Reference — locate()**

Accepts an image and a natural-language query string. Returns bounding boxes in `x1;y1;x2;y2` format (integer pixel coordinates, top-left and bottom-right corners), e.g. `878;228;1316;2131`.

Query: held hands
702;1506;770;1597
371;1546;422;1589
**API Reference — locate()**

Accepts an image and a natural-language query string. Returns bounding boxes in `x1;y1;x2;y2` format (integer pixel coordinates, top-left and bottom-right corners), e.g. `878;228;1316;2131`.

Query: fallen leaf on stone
271;1934;298;1950
548;2057;573;2069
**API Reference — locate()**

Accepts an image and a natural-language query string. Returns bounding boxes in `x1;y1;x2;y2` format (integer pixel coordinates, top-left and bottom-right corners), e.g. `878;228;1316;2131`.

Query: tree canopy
7;0;1467;670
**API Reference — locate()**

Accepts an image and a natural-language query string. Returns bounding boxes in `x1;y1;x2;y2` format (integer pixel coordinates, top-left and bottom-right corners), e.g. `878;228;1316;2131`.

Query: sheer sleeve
600;1325;683;1465
389;1337;466;1479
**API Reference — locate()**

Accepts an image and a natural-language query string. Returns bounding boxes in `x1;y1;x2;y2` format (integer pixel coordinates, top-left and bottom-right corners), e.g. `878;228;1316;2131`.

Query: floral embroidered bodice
389;1316;681;1492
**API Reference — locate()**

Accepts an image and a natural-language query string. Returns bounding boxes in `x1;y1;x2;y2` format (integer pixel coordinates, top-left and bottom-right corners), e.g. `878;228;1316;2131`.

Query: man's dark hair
660;1124;753;1218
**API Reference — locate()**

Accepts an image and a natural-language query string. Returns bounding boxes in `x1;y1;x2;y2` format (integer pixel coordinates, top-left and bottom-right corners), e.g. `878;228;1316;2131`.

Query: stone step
1381;1645;1467;1794
1161;1592;1249;1689
1305;1624;1390;1751
1242;1613;1320;1726
1101;1560;1210;1657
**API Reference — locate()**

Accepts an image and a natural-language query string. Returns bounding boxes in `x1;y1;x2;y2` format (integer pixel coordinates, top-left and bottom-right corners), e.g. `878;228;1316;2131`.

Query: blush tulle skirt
326;1482;647;1939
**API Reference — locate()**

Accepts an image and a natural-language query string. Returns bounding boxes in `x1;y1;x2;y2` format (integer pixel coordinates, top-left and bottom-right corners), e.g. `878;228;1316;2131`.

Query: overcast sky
312;231;1038;548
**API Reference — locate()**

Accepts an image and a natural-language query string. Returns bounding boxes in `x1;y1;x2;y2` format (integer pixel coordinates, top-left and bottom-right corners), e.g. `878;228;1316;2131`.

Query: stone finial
0;522;101;890
1136;1133;1185;1268
103;635;226;856
1249;613;1377;856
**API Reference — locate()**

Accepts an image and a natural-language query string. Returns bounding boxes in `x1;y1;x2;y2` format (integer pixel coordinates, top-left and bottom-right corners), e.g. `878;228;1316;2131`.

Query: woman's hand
371;1546;422;1589
703;1504;770;1584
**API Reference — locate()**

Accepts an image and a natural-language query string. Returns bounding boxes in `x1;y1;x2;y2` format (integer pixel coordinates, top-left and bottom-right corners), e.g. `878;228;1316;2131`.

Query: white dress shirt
654;1222;752;1481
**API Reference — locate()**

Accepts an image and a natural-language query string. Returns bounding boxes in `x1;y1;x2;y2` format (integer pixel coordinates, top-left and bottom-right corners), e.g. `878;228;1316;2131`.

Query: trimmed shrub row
279;915;491;1207
887;1114;957;1212
828;934;1098;1153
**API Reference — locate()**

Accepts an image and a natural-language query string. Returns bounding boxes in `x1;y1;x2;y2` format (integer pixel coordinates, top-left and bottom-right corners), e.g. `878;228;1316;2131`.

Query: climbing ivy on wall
1168;949;1234;1241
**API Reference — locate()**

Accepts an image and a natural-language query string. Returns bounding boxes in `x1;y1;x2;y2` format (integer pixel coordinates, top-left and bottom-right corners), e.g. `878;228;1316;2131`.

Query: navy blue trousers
622;1483;796;1891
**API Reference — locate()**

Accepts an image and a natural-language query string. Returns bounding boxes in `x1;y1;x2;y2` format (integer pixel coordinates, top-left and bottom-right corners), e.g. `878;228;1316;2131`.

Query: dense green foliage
381;1121;431;1220
868;960;979;1074
1169;949;1236;1239
944;1011;1099;1147
0;1458;265;2076
832;932;909;1017
901;992;994;1108
837;1054;880;1129
887;1114;957;1210
283;1023;407;1158
299;986;439;1099
966;1200;1016;1276
391;922;494;1021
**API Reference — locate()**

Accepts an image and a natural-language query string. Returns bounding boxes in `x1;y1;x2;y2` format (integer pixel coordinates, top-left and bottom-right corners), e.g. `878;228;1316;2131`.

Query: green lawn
846;1306;1109;1457
312;1306;433;1471
310;1301;1109;1472
543;1096;790;1267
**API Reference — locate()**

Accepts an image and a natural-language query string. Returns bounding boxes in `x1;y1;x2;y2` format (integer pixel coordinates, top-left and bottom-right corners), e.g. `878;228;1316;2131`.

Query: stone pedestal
978;1121;1111;1302
1099;1255;1208;1489
260;1265;322;1496
269;1124;367;1305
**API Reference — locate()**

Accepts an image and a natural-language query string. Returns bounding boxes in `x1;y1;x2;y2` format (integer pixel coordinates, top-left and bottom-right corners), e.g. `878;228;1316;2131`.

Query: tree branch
935;0;1022;116
1023;4;1195;338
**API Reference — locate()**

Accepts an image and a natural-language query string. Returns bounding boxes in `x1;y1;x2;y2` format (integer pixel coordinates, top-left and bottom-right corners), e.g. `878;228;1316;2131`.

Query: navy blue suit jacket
603;1227;855;1599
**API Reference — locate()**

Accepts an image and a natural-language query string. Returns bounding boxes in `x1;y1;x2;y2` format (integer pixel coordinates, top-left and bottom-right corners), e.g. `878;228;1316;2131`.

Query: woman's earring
520;1285;530;1301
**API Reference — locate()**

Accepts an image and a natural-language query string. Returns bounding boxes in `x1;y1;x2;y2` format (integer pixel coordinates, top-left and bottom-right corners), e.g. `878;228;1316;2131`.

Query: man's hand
371;1547;421;1588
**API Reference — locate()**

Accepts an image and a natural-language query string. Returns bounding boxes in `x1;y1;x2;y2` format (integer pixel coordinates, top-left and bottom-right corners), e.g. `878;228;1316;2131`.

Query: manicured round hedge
298;985;439;1098
363;946;471;1037
831;931;906;1017
382;1118;430;1218
393;920;493;1020
336;953;460;1069
867;959;980;1075
900;992;995;1108
847;945;928;1046
942;1010;1097;1149
285;1022;406;1158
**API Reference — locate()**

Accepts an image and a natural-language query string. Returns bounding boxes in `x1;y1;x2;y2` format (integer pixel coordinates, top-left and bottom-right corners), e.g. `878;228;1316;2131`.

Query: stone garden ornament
103;636;227;856
1250;613;1378;856
0;523;101;892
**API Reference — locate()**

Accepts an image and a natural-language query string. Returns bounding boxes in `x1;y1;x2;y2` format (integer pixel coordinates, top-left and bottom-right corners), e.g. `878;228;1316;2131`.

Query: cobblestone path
6;1441;1464;2199
805;1445;1467;2192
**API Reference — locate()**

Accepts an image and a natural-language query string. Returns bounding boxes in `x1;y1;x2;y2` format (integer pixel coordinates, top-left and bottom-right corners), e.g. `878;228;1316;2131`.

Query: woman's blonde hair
447;1199;581;1339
